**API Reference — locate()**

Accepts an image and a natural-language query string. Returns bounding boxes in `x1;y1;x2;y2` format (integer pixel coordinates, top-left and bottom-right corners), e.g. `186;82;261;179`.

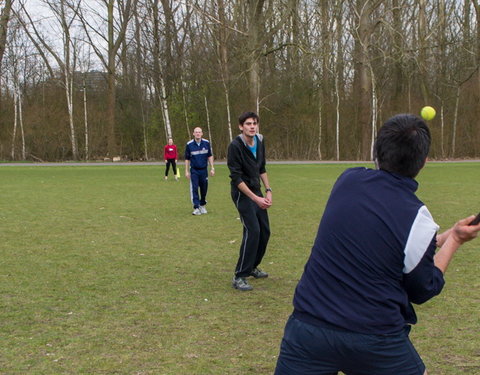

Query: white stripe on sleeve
403;205;439;274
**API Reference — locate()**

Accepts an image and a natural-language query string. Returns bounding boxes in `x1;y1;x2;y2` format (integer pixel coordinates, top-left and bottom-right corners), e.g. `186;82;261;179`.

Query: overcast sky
20;0;105;71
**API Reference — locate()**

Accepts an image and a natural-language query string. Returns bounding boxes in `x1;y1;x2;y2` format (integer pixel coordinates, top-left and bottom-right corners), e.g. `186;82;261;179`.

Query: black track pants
232;191;270;278
165;159;177;176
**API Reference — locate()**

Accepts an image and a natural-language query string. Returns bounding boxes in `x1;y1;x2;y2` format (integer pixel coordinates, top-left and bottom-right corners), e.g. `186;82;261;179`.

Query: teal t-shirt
248;136;257;158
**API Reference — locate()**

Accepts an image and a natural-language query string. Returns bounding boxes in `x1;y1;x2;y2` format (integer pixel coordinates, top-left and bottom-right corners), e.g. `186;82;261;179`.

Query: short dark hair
374;114;431;178
238;111;259;125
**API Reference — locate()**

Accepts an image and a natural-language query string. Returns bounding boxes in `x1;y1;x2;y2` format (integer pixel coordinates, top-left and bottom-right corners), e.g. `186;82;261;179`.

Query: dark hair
373;114;431;178
238;111;259;125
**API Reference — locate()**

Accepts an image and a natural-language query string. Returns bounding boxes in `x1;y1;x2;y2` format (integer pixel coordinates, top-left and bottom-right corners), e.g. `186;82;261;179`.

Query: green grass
1;163;479;374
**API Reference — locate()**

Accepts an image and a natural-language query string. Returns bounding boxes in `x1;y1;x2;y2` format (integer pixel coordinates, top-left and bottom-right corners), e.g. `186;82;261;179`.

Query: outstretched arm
434;215;480;273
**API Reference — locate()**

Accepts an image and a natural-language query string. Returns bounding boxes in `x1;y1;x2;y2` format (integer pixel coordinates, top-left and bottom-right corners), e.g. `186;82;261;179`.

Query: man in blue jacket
275;114;480;375
185;127;215;215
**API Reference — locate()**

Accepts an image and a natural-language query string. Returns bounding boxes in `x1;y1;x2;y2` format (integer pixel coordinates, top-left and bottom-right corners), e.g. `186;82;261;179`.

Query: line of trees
0;0;479;161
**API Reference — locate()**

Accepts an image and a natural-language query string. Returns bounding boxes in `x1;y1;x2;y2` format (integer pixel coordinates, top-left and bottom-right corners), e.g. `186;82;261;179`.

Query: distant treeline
0;0;479;161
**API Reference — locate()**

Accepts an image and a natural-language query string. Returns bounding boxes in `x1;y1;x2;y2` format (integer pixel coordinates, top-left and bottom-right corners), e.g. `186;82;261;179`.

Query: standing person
274;114;480;375
164;137;178;181
227;111;272;292
185;127;215;215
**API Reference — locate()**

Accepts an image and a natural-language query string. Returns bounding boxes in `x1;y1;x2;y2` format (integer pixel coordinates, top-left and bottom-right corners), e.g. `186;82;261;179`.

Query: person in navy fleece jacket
275;114;480;375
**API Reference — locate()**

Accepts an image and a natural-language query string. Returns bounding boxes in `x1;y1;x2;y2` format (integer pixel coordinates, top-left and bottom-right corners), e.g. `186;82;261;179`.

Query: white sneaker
199;205;207;214
164;176;168;180
192;208;201;215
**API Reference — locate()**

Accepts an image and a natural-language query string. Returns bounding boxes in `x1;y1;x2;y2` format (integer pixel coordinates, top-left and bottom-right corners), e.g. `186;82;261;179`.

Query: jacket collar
238;133;262;147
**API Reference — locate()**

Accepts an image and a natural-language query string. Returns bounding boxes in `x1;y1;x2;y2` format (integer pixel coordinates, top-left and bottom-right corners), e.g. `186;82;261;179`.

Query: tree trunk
149;0;172;142
317;91;322;160
451;86;460;156
204;95;213;155
17;0;79;159
440;105;445;157
473;0;480;63
62;0;78;160
472;0;480;146
159;76;172;140
0;0;13;85
11;88;18;160
216;0;233;142
65;66;78;159
246;0;265;111
223;86;233;142
106;68;117;156
18;88;25;160
335;73;340;161
319;0;329;159
418;0;429;102
334;0;344;160
77;0;136;157
141;101;149;161
159;0;174;83
106;0;117;156
352;0;373;160
83;78;89;160
369;63;377;160
181;80;191;138
391;0;403;112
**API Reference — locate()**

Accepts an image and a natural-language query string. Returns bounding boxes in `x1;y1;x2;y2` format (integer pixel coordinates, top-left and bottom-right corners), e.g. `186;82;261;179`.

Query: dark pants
165;159;177;176
275;315;425;375
232;191;270;278
190;168;208;208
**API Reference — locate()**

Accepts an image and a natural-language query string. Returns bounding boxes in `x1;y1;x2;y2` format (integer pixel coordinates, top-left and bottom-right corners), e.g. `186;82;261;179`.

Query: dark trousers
275;315;425;375
232;191;270;278
190;168;208;208
165;159;177;176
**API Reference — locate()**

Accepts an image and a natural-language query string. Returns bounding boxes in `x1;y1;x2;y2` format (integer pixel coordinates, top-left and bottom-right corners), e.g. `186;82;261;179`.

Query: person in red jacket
164;137;178;181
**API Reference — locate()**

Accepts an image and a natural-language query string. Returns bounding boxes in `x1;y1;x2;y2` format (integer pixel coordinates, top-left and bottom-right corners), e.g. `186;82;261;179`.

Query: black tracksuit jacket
227;134;266;195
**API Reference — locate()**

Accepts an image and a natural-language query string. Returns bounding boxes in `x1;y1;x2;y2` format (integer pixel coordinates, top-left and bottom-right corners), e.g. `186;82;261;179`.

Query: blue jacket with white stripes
185;138;212;170
293;167;445;334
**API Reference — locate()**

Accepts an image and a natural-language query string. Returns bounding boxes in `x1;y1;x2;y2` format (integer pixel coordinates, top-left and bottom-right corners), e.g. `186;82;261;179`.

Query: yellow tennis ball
420;106;436;121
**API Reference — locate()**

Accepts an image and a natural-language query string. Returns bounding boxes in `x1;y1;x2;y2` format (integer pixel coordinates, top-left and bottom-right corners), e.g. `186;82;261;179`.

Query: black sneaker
250;268;268;279
232;276;253;291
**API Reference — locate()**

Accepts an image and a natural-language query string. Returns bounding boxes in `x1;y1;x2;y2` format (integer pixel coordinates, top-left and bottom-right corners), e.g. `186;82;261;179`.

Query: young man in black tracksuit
227;111;272;291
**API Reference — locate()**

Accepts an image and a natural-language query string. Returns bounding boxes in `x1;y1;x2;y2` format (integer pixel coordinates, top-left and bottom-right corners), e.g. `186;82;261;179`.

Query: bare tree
417;0;430;103
78;43;93;160
5;20;27;160
213;0;234;141
471;0;480;147
349;0;382;160
146;0;173;140
1;0;480;162
17;0;81;159
0;0;14;83
77;0;137;157
246;0;265;111
242;0;297;111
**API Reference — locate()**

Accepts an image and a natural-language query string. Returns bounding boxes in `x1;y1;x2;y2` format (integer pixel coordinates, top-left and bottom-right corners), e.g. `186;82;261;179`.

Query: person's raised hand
450;215;480;244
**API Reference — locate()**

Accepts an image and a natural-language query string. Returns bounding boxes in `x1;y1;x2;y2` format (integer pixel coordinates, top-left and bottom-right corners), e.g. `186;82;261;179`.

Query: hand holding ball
421;106;436;121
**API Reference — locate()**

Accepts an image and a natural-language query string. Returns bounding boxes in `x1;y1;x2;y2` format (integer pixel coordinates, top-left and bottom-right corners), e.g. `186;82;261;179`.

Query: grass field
1;162;479;374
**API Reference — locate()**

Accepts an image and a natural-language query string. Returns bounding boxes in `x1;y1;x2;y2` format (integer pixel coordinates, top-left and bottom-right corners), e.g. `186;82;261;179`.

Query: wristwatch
265;188;272;193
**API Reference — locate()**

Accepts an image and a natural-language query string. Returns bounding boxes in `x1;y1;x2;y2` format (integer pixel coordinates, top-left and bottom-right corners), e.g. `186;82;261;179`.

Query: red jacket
164;144;178;160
